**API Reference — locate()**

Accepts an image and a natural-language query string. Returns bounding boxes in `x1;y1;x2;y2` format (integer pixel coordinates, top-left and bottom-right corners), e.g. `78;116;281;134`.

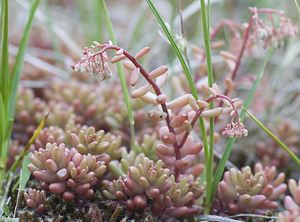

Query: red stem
75;44;182;178
178;94;238;148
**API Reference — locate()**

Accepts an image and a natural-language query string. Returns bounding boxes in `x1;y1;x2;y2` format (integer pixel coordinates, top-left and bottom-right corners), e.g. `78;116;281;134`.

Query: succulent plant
66;125;122;161
28;143;106;200
23;188;47;213
14;88;47;144
102;156;203;218
32;126;65;150
216;163;286;214
278;178;300;221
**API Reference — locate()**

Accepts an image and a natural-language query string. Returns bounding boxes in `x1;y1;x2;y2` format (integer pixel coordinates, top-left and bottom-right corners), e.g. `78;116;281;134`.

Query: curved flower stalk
102;156;203;218
278;178;300;221
28;143;106;200
23;188;47;213
71;42;247;178
216;163;286;214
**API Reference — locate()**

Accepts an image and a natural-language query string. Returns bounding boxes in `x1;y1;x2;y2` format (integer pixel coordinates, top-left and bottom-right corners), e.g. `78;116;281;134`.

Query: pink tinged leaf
126;199;135;211
45;159;58;173
26;199;37;208
134;47;150;59
249;195;266;208
124;178;144;195
146;188;160;199
293;188;300;205
238;194;252;208
159;180;173;193
148;66;168;79
36;204;46;213
269;184;287;200
284;196;300;211
175;159;189;170
200;107;223;117
156;144;174;156
131;84;152;98
30;155;45;170
73;183;91;195
28;163;40;172
170;114;188;128
261;184;273;197
133;195;147;209
49;182;67;194
81;189;94;199
166;94;198;111
156;73;168;87
33;170;57;183
110;55;127;63
156;151;175;166
261;199;278;209
180;142;202;156
140;92;158;105
123;61;136;71
164;206;188;217
130;67;140;86
115;191;125;200
62;191;75;201
174;191;193;205
218;180;238;200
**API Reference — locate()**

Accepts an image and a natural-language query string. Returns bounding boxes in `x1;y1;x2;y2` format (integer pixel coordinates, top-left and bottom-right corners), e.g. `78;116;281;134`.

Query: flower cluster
71;42;112;80
250;7;298;48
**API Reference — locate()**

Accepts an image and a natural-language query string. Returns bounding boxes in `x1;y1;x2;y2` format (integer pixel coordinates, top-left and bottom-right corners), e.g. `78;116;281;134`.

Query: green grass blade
9;0;41;118
294;0;300;16
0;0;9;192
211;48;274;198
145;0;198;96
243;107;300;166
99;0;136;149
0;0;9;104
200;0;215;212
19;154;32;191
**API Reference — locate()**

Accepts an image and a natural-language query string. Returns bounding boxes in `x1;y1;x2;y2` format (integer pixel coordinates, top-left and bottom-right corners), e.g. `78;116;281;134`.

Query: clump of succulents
278;179;300;221
23;188;47;213
102;156;203;218
18;7;298;220
66;125;122;161
14;88;46;144
216;163;286;214
28;143;106;200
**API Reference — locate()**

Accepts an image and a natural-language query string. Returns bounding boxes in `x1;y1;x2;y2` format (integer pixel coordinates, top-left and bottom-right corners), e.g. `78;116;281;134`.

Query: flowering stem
99;0;136;150
78;44;182;177
178;94;239;148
